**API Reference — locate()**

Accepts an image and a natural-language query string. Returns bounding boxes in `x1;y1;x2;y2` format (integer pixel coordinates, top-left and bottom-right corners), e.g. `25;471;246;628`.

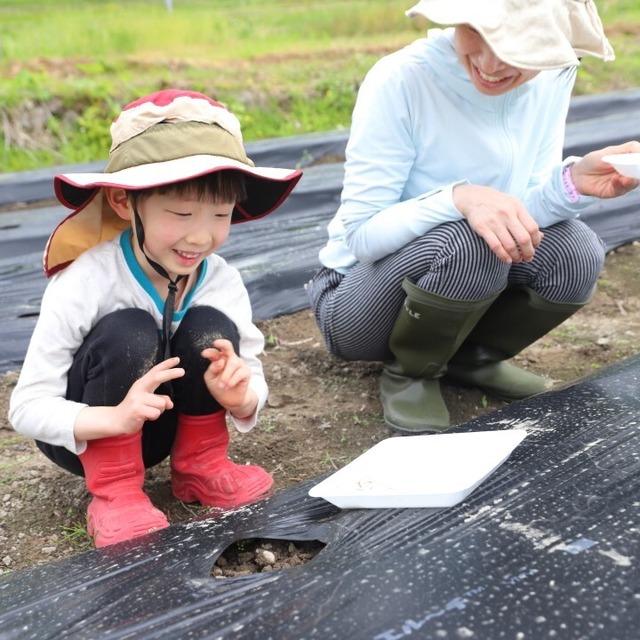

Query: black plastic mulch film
2;90;640;374
1;91;640;639
1;356;639;638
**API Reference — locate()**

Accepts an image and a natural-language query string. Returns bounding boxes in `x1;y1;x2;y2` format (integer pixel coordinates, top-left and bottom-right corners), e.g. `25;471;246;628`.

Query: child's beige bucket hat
46;90;302;276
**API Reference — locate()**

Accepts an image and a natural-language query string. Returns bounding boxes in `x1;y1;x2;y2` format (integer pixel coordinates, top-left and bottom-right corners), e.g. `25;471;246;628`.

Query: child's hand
114;357;185;434
201;339;257;419
74;357;185;441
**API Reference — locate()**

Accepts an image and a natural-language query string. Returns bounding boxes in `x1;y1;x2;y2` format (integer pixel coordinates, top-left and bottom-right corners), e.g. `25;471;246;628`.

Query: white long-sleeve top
9;229;268;455
319;29;597;274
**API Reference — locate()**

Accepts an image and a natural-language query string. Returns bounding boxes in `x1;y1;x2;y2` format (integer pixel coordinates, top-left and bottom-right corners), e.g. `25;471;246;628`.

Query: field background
1;0;640;173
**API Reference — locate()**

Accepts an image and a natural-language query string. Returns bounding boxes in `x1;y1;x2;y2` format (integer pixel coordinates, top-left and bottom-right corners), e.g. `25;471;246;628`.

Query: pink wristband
562;164;581;204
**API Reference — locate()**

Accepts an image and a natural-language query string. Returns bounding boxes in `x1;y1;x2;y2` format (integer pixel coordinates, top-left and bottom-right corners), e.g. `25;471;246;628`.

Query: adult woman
308;0;640;433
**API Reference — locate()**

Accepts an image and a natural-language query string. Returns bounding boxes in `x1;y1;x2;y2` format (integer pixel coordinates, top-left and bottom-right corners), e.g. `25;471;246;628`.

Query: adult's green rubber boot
380;278;498;434
447;286;588;401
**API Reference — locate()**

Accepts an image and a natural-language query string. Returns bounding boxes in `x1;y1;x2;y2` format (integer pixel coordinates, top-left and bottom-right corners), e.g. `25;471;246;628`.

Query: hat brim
406;2;578;70
405;0;613;71
54;154;302;222
46;155;302;277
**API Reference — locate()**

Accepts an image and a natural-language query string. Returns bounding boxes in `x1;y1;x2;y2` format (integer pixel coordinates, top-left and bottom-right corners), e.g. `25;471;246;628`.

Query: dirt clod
212;538;325;577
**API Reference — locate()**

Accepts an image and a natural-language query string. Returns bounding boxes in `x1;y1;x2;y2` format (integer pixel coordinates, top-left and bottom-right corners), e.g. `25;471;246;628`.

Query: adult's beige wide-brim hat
405;0;614;70
45;89;303;277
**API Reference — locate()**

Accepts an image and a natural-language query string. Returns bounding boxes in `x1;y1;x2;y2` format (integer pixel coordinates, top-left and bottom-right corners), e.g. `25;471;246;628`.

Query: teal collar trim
119;230;208;321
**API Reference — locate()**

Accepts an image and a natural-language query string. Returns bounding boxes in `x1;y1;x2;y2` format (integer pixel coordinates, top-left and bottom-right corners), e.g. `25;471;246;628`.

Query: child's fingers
228;364;251;388
206;358;225;377
156;394;175;412
214;359;250;391
139;398;169;422
211;339;236;357
139;357;185;392
148;356;182;374
201;347;223;362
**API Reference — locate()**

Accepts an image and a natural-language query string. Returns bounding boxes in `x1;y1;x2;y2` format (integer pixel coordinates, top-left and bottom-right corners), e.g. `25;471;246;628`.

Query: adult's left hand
571;140;640;198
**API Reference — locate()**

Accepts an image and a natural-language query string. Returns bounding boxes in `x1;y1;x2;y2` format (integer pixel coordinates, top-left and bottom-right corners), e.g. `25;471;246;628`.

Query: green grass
61;521;93;552
0;0;417;61
1;0;639;173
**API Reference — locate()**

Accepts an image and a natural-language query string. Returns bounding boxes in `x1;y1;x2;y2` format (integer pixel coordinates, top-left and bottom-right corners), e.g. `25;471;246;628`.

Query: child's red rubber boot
171;411;273;509
79;432;169;548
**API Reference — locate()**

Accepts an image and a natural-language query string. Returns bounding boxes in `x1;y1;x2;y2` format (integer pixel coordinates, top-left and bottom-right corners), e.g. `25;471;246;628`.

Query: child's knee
93;309;160;361
174;306;240;354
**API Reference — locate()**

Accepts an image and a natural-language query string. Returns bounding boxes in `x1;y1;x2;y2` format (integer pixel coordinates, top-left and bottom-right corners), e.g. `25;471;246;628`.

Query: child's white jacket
9;230;267;455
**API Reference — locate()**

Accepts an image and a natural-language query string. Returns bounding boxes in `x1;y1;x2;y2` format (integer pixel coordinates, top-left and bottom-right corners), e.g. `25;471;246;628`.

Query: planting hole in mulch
212;538;326;578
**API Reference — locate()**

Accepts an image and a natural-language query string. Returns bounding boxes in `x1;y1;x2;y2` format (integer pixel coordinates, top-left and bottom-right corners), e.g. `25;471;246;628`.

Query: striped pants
308;219;605;362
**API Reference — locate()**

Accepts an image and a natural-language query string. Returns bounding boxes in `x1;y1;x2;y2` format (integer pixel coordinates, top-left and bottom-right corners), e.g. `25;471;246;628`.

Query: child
8;89;302;548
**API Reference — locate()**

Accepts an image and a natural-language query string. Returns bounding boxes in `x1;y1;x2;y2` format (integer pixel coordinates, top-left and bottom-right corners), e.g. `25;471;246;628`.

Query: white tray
308;429;527;509
602;153;640;179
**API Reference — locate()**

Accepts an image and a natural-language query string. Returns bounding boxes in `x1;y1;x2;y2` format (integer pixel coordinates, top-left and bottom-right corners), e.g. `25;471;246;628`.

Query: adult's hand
452;184;543;264
572;141;640;198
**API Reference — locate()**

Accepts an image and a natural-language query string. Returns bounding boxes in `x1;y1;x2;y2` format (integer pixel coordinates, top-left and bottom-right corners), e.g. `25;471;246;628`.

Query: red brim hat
45;90;302;277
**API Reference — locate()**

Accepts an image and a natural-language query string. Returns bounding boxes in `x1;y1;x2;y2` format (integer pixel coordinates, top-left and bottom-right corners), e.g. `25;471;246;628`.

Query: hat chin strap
133;206;183;361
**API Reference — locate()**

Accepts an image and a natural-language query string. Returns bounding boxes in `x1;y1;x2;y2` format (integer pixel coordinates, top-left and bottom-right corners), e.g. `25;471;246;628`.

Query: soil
0;241;639;578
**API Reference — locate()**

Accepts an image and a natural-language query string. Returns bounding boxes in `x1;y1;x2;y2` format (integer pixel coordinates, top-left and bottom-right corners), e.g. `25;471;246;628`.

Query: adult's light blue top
319;29;595;274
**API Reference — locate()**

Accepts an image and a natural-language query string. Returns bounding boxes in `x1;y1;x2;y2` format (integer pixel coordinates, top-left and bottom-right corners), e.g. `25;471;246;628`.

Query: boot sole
87;499;169;548
444;375;548;403
172;468;274;509
384;418;452;435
